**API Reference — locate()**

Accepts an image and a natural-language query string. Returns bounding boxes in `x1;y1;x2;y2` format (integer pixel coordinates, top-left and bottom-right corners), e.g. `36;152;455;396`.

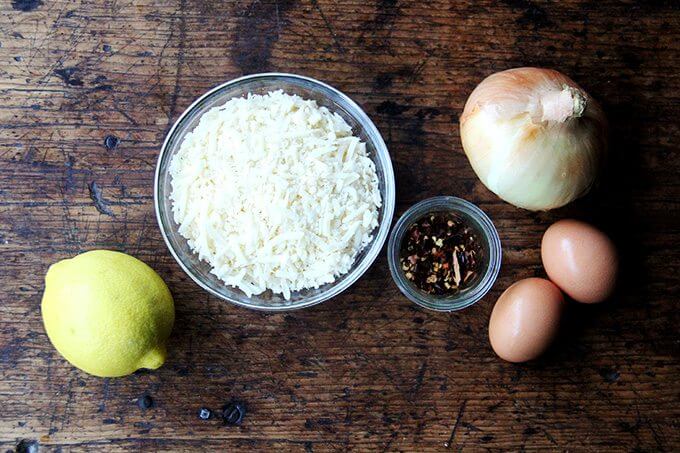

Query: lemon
41;250;174;377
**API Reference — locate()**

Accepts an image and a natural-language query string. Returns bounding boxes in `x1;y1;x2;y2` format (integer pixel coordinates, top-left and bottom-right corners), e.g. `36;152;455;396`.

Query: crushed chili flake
399;212;481;296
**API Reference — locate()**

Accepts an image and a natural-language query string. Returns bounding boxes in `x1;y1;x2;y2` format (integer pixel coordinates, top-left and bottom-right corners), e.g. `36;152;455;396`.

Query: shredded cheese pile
169;91;381;299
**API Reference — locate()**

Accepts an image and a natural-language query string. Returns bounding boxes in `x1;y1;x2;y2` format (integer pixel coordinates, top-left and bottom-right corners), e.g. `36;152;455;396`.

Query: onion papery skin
460;67;607;211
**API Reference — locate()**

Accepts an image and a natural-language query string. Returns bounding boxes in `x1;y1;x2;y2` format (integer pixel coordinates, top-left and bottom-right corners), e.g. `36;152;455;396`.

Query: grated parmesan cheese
169;90;381;299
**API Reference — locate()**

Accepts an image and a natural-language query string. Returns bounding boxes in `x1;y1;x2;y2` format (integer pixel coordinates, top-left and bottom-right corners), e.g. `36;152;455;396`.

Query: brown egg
541;219;618;304
489;278;564;363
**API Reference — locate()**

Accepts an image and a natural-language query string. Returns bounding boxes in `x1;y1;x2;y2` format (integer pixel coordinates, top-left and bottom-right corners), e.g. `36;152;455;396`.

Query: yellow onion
460;67;607;211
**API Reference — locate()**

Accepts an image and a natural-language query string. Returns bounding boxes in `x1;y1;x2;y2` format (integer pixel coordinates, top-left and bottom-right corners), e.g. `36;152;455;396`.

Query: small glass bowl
387;196;501;312
155;73;395;311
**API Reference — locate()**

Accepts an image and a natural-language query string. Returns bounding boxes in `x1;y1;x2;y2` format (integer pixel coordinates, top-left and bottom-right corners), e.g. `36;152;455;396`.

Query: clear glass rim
154;73;396;311
387;196;502;312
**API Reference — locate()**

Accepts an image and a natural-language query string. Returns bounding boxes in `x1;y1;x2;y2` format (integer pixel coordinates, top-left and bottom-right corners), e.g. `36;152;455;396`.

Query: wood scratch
444;399;467;449
310;0;345;54
58;148;82;252
98;378;111;413
133;213;148;255
114;106;139;126
275;0;281;38
409;361;427;400
407;58;428;84
169;0;187;121
60;374;76;431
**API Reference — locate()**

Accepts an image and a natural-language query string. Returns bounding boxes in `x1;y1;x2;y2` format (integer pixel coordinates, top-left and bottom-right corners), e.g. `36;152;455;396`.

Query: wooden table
1;1;678;451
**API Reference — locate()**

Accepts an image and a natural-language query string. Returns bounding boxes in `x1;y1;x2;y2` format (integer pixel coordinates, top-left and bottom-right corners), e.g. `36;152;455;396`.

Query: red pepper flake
399;212;481;296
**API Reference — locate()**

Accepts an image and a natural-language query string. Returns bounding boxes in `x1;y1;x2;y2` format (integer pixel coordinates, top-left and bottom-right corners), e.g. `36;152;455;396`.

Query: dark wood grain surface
1;0;678;451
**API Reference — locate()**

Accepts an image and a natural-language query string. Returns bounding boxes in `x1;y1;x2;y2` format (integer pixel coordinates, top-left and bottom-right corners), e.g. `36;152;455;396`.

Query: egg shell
489;278;564;363
541;219;618;304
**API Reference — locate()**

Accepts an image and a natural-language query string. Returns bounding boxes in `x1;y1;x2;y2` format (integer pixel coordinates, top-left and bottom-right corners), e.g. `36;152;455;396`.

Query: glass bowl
387;196;501;312
155;73;395;311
